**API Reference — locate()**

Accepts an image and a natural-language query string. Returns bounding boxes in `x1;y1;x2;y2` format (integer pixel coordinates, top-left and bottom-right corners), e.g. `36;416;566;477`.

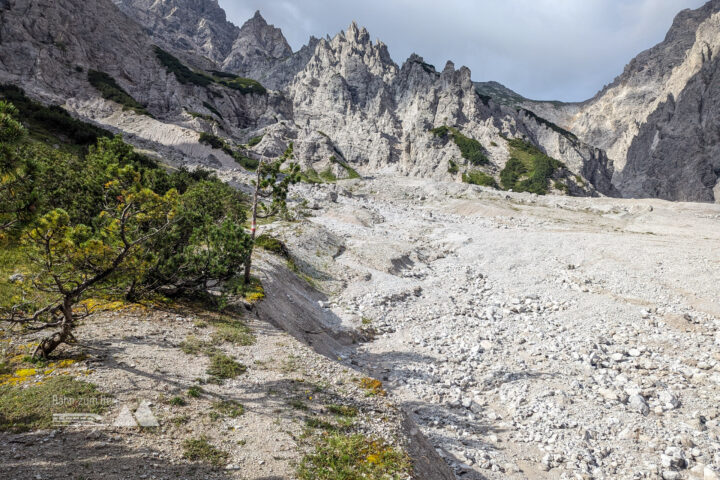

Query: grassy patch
87;70;150;116
319;167;337;183
187;386;203;398
187;110;215;123
207;354;246;381
154;46;213;87
305;417;337;431
254;234;289;258
299;168;324;184
211;321;255;347
183;436;229;467
330;155;361;180
227;276;265;304
462;170;498;188
0;243;35;311
170;396;187;406
447;160;459;175
327;404;358;418
553;180;570;193
0;376;110;432
179;336;217;356
499;138;566;195
431;126;488;166
298;434;411;480
212;400;244;418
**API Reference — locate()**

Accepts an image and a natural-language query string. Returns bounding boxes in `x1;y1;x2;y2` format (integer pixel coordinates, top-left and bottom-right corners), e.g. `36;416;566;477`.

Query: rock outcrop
524;0;720;201
116;0;293;80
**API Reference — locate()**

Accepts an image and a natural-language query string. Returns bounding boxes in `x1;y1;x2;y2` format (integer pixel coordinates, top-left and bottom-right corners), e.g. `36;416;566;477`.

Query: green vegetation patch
0;376;110;432
518;107;577;140
0;85;111;145
247;134;264;147
207;354;246;381
327;404;358;418
202;101;223;119
462;170;498;188
431;126;488;166
209;70;267;95
319;167;337;182
299;168;323;184
499;138;566;195
153;46;267;95
254;234;289;258
330;155;361;180
154;46;213;87
447;160;459;175
210;319;255;347
212;400;244;418
87;70;150;116
198;132;258;170
183;436;229;467
297;434;411;480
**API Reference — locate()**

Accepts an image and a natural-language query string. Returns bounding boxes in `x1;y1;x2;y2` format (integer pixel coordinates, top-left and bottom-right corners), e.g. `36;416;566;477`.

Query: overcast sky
218;0;707;101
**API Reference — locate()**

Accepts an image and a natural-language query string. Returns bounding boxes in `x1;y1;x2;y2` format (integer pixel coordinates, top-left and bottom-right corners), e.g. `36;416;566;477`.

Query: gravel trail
284;177;720;480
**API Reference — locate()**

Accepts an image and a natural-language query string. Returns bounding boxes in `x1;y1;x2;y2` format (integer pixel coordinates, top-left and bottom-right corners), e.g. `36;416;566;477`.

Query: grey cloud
218;0;707;101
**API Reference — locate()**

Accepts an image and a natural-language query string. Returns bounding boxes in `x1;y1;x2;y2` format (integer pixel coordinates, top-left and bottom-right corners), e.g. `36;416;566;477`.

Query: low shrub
183;436;229;467
463;170;498;188
431;126;488;165
207;354;246;381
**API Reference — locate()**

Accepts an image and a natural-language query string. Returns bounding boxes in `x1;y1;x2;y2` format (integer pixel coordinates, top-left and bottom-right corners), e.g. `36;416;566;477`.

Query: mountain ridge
3;0;719;201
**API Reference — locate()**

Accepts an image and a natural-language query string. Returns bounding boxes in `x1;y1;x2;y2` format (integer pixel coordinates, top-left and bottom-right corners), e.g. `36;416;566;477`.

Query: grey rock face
222;10;293;80
115;0;238;64
563;0;720;201
116;0;292;80
283;25;615;194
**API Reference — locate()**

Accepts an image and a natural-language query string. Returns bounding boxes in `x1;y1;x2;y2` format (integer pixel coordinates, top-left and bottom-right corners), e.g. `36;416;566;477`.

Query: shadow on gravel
0;430;230;480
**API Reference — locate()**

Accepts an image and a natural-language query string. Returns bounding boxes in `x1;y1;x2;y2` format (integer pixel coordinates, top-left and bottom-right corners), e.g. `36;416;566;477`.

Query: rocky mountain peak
442;60;456;74
341;21;371;46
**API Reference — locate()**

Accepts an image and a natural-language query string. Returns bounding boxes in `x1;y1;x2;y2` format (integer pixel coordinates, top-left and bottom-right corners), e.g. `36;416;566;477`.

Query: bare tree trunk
34;297;74;359
244;164;262;284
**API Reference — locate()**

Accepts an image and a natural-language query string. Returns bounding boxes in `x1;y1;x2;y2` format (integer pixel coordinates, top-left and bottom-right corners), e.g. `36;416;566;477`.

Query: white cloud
218;0;707;100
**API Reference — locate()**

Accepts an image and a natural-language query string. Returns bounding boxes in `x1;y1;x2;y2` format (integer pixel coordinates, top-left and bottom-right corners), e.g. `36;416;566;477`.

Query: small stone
628;394;649;416
9;273;24;283
705;466;719;480
659;391;680;410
